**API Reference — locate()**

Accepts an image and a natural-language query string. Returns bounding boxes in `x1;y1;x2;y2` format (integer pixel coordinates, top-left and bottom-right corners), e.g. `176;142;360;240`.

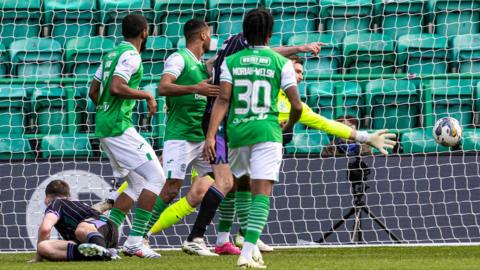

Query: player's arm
37;212;59;243
299;103;397;155
158;53;219;97
88;63;103;105
203;61;232;161
272;42;327;57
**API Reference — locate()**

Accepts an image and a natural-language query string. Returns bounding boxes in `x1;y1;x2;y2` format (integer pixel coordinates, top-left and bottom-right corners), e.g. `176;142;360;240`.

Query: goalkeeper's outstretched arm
297;104;397;155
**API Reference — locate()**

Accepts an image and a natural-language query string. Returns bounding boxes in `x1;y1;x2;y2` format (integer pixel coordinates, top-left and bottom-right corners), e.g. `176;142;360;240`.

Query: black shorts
85;218;119;248
203;112;229;165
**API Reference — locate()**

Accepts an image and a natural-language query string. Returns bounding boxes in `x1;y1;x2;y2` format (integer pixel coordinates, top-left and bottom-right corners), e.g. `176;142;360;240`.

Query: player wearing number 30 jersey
204;8;303;268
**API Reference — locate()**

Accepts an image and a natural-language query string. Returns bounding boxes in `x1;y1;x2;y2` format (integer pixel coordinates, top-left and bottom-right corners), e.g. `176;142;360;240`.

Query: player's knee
74;223;94;241
236;175;251;191
160;180;181;203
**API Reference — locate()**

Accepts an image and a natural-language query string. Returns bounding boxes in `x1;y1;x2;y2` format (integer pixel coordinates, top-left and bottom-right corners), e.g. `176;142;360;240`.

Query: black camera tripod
316;158;402;244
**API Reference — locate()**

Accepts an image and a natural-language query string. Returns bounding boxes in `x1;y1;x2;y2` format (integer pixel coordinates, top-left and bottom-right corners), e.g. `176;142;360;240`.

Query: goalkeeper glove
355;129;397;155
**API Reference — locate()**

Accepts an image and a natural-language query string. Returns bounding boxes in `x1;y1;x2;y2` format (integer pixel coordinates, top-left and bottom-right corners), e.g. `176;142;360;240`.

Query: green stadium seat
44;0;99;47
142;36;174;76
31;86;68;134
154;0;207;46
9;38;63;78
335;81;364;125
321;0;374;42
306;81;336;120
422;79;474;128
0;85;27;135
141;84;167;144
365;80;420;130
376;0;427;39
343;33;395;74
65;37;115;77
476;82;480;125
265;0;318;43
401;128;450;153
100;0;153;43
462;129;480;151
397;34;449;75
41;134;92;158
451;34;480;73
209;0;261;39
0;136;34;160
0;43;7;77
86;98;97;133
284;130;331;154
270;34;284;47
287;33;341;76
177;36;223;60
0;0;41;47
429;0;480;37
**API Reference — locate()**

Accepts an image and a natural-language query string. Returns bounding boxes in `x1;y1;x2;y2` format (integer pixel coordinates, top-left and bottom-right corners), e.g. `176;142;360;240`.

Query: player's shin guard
187;186;224;241
145;196;169;234
150;197;195;234
87;232;106;247
244;195;270;245
235;191;252;236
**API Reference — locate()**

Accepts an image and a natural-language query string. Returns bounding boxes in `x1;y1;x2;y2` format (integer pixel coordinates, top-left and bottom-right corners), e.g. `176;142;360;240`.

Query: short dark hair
335;115;359;129
45;180;71;198
243;8;274;46
183;18;208;41
289;55;304;65
122;13;148;39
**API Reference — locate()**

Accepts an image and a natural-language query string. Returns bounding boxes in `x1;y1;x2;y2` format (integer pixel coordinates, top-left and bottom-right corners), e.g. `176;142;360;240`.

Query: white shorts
229;142;283;182
100;127;158;178
163;140;212;180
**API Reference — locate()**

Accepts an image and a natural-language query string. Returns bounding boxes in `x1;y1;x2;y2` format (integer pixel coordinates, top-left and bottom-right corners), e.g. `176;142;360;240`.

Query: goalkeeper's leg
148;172;213;234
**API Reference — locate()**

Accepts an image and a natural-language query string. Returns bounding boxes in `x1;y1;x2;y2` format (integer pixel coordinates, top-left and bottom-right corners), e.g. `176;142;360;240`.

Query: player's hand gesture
366;129;397;155
196;78;220;97
146;94;157;117
203;136;216;162
300;42;328;56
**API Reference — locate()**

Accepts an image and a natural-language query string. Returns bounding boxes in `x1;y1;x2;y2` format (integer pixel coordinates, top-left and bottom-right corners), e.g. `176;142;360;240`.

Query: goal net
1;0;480;252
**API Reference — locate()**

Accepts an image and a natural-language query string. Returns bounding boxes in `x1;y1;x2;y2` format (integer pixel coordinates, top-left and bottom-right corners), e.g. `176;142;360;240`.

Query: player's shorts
99;127;157;178
85;217;119;248
203;112;229;165
163;140;212;180
229;142;283;182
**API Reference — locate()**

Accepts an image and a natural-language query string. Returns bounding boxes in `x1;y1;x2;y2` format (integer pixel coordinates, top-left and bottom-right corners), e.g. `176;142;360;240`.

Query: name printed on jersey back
233;67;275;78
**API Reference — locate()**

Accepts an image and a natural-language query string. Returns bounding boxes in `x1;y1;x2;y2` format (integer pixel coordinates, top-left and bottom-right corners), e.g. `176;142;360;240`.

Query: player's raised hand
366;129;397;155
203;137;216;162
146;94;157;117
300;42;328;56
196;78;220;97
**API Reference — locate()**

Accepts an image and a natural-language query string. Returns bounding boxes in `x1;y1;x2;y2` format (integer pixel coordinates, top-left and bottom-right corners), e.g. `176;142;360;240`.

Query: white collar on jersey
250;45;270;49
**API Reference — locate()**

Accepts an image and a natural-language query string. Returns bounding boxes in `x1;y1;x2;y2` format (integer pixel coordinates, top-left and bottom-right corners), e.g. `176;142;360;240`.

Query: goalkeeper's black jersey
45;199;101;242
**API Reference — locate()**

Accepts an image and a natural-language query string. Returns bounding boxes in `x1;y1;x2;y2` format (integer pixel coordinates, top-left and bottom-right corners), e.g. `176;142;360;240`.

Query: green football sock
218;192;236;232
109;207;126;228
244;194;270;244
145;197;168;234
235;191;252;235
129;208;152;237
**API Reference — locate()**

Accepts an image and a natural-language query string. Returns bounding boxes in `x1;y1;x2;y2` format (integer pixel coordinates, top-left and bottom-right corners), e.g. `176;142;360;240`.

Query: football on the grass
433;117;462;147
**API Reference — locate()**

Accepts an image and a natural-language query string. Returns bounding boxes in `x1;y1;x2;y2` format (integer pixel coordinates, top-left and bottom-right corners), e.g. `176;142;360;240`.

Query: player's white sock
240;242;256;261
216;232;230;246
125;236;143;246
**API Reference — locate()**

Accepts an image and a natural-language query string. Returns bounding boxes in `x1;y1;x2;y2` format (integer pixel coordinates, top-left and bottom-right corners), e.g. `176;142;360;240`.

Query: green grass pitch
1;246;480;270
